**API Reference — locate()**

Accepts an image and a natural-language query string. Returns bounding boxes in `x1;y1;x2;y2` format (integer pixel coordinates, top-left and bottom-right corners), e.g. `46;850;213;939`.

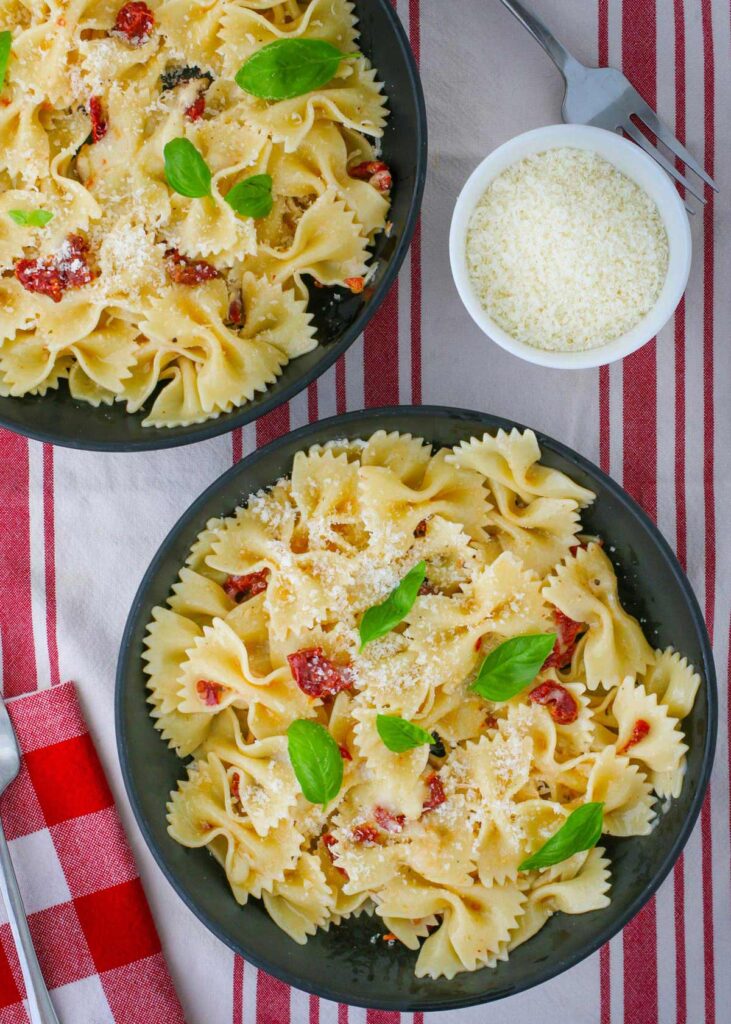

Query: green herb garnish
0;31;11;92
376;714;433;753
225;173;273;219
470;633;556;702
287;719;343;807
8;209;53;227
163;138;211;198
519;802;604;871
235;38;356;101
359;561;426;650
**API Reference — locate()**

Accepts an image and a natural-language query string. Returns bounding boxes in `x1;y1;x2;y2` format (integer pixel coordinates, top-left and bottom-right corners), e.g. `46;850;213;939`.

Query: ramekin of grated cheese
449;124;691;369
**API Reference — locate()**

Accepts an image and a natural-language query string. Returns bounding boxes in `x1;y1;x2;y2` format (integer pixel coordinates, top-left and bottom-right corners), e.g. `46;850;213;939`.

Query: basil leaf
470;633;556;702
287;719;343;807
8;209;53;227
519;802;604;871
359;561;426;650
0;31;11;92
225;173;273;219
164;138;211;198
236;38;354;101
376;714;433;753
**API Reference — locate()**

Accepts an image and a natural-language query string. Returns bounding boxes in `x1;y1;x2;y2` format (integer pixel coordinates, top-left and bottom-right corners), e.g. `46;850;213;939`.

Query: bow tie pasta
146;429;701;978
0;1;390;427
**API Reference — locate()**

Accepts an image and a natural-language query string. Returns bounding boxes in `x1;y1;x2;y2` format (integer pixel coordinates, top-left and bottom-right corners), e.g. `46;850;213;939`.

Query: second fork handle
498;0;585;77
0;820;61;1024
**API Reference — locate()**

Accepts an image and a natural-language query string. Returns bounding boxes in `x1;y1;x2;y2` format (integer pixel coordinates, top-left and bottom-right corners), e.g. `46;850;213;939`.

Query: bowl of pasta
116;406;716;1010
0;1;425;450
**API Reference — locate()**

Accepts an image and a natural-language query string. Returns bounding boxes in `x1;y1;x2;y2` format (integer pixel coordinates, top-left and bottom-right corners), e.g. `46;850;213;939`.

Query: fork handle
498;0;584;77
0;821;60;1024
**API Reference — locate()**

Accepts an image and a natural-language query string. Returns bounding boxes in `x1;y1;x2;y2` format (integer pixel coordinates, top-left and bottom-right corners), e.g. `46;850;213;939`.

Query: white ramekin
449;124;692;369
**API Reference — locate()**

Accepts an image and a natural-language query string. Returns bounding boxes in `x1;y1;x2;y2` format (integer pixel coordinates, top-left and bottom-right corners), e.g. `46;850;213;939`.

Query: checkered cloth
0;683;185;1024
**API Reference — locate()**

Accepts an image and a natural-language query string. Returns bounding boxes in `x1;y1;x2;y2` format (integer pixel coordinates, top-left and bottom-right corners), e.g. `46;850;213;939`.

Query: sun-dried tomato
227;296;244;328
529;681;579;724
475;635;483;652
223;569;269;603
418;579;437;596
542;609;585;670
230;772;240;801
618;719;650;754
196;679;225;707
345;276;365;294
413;519;428;538
15;234;95;303
351;823;381;846
165;248;219;285
88;95;107;142
113;1;155;45
373;806;405;833
349;160;393;193
185;94;206;122
287;648;353;699
338;744;353;762
322;833;348;877
484;714;499;730
422;773;446;813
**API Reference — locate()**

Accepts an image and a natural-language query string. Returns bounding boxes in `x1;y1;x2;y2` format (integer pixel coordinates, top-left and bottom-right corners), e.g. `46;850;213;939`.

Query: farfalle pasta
146;429;701;978
0;0;390;426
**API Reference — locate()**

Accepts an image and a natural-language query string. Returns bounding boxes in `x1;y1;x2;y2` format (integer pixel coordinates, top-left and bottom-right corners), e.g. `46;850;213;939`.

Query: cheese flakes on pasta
145;430;702;976
0;0;390;426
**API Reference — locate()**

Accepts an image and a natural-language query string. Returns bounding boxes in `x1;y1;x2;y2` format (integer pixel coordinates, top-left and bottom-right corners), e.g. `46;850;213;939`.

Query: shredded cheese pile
466;148;669;352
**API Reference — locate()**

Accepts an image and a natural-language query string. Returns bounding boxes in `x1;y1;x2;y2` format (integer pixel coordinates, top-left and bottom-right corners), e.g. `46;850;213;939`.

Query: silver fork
499;0;718;206
0;689;61;1023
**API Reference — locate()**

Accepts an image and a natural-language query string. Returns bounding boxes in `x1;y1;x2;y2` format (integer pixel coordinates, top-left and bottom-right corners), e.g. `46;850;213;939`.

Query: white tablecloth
1;2;728;1022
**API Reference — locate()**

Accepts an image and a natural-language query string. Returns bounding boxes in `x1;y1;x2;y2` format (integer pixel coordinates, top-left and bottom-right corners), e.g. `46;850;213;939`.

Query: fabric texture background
0;1;727;1022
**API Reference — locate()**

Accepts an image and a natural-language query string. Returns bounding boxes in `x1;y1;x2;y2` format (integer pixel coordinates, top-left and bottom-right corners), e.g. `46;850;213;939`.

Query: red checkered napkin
0;683;185;1024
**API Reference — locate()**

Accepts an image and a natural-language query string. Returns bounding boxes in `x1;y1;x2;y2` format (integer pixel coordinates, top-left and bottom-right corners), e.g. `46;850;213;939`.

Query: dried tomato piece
422;773;446;813
618;719;650;754
529;681;579;724
287;647;353;699
542;609;585;670
373;806;405;834
185;94;206;122
227;296;244;327
165;248;219;285
418;579;437;596
230;772;241;801
413;519;428;538
88;95;107;142
475;635;483;652
484;714;499;730
322;833;348;877
338;744;353;762
223;569;269;603
349;160;393;193
15;234;95;303
351;823;381;846
15;260;64;303
196;679;225;707
345;276;365;294
113;1;155;45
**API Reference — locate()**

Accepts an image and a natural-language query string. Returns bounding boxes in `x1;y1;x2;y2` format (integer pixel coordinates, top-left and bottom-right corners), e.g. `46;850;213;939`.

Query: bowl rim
0;0;427;452
449;123;693;370
115;405;717;1011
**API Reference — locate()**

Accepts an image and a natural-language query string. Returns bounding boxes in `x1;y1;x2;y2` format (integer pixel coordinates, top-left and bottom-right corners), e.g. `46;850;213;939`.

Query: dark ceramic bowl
116;407;716;1011
0;3;426;451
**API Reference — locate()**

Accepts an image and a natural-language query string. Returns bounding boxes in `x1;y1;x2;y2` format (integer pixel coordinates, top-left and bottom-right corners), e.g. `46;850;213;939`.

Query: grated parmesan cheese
465;147;669;352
